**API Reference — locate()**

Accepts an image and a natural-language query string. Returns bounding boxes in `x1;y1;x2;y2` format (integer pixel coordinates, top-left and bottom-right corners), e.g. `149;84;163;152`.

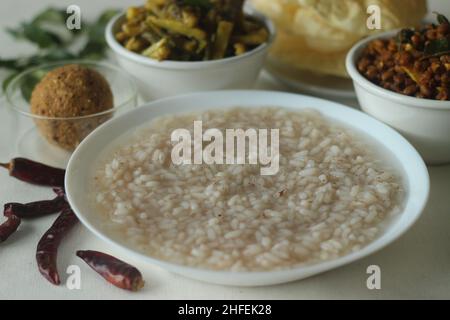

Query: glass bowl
5;60;138;167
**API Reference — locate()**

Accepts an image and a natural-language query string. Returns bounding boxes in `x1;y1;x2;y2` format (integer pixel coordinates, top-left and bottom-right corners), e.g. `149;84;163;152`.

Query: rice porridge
92;108;404;272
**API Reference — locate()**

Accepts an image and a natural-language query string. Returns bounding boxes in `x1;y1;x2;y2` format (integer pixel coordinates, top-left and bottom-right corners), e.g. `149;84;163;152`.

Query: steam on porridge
92;108;404;272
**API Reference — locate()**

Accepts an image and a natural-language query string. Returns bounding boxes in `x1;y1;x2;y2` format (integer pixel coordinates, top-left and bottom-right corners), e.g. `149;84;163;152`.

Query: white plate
65;90;429;287
266;59;356;99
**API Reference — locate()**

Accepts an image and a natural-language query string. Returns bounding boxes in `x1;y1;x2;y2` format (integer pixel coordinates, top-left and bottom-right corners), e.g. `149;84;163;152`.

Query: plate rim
265;61;357;99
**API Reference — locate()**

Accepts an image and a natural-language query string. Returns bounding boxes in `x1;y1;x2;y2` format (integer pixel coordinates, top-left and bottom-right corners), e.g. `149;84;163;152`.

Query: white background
0;0;449;300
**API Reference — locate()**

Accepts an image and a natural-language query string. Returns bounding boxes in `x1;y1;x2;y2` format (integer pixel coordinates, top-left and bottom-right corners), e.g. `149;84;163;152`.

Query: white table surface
0;0;449;300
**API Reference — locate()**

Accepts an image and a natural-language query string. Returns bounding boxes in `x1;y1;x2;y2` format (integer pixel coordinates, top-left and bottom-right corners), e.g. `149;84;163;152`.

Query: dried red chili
76;250;145;292
0;158;65;187
4;196;67;219
0;214;21;243
36;207;78;285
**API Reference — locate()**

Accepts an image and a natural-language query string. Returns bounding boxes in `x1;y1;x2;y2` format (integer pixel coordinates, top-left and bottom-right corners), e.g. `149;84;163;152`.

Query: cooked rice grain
92;108;403;271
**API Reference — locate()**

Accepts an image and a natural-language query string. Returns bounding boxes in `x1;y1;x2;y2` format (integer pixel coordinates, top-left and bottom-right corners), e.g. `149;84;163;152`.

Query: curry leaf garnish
424;38;450;55
2;73;18;93
396;28;415;51
0;8;119;99
180;0;212;9
434;12;450;25
397;29;414;44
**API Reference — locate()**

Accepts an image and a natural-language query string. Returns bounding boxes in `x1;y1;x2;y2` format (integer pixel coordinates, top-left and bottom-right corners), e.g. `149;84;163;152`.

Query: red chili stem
36;207;78;285
4;196;67;219
52;187;66;198
76;250;145;292
0;215;21;243
0;162;11;170
1;158;65;187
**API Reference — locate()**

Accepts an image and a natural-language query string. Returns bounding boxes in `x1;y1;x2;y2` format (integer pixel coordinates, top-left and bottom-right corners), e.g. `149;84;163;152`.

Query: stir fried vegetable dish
115;0;269;61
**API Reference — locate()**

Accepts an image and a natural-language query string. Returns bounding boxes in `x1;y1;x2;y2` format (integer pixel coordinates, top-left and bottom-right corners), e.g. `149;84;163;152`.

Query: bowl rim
346;30;450;110
65;90;430;285
5;59;138;121
105;10;276;70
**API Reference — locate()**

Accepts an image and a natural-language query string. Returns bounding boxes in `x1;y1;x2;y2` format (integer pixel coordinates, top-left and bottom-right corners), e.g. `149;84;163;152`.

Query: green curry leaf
6;7;73;48
434;12;450;25
396;28;415;51
424;38;450;55
180;0;212;9
7;22;64;49
2;72;19;93
1;8;118;101
0;58;21;71
31;8;67;25
20;70;47;102
79;9;120;59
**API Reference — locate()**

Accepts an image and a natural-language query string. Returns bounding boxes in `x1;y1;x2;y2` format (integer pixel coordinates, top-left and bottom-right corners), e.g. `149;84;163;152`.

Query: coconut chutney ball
30;64;114;151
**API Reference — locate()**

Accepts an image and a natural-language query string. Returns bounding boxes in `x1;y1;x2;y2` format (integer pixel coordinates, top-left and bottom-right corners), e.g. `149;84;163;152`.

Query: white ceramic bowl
346;31;450;165
105;12;275;101
65;90;429;287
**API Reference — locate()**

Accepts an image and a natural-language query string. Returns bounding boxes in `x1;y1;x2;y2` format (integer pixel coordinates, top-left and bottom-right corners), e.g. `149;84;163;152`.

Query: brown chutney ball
30;64;114;151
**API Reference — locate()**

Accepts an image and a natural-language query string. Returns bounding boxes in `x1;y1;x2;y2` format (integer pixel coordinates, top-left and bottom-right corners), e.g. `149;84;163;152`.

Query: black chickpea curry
115;0;269;61
358;13;450;101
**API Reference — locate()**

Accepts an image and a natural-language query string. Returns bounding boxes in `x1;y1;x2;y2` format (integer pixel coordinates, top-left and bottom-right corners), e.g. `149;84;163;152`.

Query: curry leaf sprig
6;8;79;49
0;7;119;93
